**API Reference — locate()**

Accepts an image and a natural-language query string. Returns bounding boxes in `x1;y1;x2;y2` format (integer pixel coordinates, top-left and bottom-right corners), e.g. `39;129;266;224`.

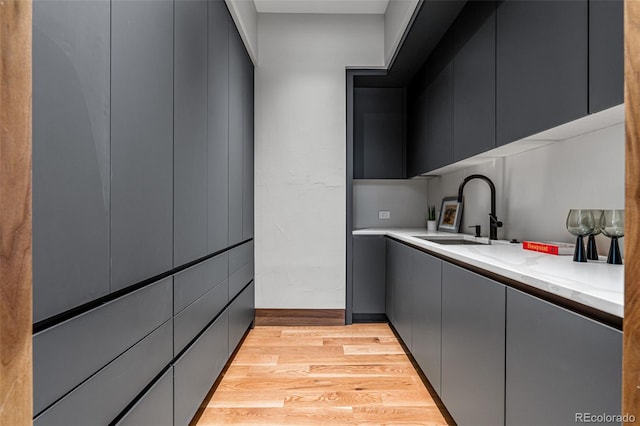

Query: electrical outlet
378;210;391;220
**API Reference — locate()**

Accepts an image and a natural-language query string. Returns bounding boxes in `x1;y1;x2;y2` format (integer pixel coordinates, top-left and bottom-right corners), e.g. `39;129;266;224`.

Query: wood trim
625;0;640;421
0;0;33;424
254;309;345;326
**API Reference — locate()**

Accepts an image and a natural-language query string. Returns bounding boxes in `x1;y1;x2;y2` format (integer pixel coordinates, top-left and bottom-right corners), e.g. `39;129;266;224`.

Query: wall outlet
378;210;391;220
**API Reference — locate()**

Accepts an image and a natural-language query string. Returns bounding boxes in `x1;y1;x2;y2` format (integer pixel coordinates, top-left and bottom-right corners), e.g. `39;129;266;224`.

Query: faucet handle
469;225;482;238
489;215;503;228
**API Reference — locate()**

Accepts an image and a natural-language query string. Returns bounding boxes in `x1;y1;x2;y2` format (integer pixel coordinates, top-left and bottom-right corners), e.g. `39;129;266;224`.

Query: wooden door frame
0;0;33;424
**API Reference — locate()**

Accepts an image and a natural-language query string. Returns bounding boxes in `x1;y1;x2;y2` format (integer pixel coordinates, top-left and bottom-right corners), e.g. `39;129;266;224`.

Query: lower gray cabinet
353;235;386;315
229;241;254;301
411;250;442;395
174;311;229;426
115;367;173;426
386;239;413;348
506;288;622;426
229;282;255;356
34;320;172;426
441;263;505;426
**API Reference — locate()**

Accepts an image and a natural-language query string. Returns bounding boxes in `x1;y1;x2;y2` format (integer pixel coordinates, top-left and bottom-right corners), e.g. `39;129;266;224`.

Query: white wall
255;13;384;309
427;123;625;252
353;179;428;228
384;0;419;65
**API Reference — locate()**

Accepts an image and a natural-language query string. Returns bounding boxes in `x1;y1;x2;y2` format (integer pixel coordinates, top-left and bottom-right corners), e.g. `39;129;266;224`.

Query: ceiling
253;0;390;15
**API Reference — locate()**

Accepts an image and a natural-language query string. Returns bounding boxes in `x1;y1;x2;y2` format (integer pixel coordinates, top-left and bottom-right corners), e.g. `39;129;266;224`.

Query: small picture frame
438;196;463;233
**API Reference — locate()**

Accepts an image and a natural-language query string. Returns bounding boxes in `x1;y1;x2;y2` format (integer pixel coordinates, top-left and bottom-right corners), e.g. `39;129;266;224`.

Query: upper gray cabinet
208;0;230;254
111;0;174;291
243;49;255;240
32;0;110;322
453;1;496;161
353;88;406;179
506;288;622;425
496;0;588;146
174;0;209;267
228;26;245;246
589;0;624;113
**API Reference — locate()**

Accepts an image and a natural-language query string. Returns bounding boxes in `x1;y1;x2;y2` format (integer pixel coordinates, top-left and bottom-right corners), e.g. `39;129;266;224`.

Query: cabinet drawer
34;277;172;415
174;311;229;426
229;241;254;300
34;320;172;426
174;253;228;314
229;282;255;356
229;262;254;301
229;240;253;273
174;278;228;355
115;366;173;426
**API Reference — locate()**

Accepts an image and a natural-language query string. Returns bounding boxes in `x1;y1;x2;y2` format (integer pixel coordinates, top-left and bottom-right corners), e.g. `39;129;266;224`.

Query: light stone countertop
353;228;624;318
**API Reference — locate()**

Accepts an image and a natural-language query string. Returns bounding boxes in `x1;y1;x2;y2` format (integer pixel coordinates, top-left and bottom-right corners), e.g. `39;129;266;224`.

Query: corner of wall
225;0;259;64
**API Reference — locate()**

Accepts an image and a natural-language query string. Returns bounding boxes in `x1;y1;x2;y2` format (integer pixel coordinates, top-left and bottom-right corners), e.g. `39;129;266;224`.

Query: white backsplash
427;122;625;254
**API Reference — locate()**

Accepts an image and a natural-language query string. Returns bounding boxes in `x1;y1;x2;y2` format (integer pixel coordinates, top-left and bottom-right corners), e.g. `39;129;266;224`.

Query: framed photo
438;196;463;233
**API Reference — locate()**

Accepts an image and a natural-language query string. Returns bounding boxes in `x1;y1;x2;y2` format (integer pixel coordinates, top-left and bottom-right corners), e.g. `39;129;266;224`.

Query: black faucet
457;174;503;240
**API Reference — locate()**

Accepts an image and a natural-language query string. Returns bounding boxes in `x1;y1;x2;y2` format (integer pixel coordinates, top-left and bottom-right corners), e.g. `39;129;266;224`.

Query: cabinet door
506;288;622;425
353;88;405;179
496;0;588;146
229;282;255;356
243;50;255;240
407;90;429;177
589;0;623;113
385;239;413;348
174;0;209;266
32;0;110;322
111;0;174;290
115;367;173;426
411;250;442;395
441;263;505;426
353;236;386;314
425;54;453;171
453;1;496;161
228;25;245;246
208;0;230;253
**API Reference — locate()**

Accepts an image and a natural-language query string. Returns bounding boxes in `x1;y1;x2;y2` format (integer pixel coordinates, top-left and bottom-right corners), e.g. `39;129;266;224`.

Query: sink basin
413;236;489;246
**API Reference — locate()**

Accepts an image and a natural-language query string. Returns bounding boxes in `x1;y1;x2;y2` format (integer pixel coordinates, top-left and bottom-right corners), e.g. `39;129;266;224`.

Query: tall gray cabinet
32;0;255;424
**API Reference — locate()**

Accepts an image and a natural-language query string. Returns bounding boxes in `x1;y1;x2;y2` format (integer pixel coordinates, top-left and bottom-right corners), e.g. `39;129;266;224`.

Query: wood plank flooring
192;323;452;425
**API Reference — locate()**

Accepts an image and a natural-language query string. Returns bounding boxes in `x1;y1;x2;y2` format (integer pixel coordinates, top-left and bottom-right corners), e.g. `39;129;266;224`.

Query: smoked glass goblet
566;209;595;262
600;209;624;265
587;209;604;260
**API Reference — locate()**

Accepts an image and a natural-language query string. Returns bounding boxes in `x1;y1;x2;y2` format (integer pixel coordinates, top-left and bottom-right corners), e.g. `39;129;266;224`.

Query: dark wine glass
566;209;595;262
600;209;624;265
587;209;603;260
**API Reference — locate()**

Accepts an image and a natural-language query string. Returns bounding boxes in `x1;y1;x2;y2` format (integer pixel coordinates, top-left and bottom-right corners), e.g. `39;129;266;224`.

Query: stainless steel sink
412;236;489;245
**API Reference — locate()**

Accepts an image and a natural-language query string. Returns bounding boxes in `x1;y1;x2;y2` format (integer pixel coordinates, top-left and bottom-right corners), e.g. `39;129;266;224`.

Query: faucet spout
457;174;502;240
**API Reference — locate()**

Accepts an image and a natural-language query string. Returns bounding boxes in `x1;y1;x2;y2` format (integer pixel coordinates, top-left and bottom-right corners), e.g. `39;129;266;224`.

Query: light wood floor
192;323;452;425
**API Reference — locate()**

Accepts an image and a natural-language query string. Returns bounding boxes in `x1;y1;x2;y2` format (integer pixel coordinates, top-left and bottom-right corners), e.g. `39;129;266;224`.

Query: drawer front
115;367;173;426
229;262;253;301
229;281;255;356
34;320;172;426
229;240;253;274
174;278;228;355
174;311;229;426
174;252;228;314
34;277;173;415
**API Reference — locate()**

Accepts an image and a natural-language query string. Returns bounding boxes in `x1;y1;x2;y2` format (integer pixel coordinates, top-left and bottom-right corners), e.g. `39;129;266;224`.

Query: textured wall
255;13;384;308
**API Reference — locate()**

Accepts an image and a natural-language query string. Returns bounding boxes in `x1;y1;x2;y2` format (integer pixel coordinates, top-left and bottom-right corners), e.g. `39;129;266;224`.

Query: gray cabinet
208;0;230;254
411;250;442;395
34;320;172;426
229;282;255;356
32;0;110;322
496;0;588;146
229;241;254;301
441;263;505;426
505;288;622;426
174;0;209;266
243;51;255;240
453;1;496;161
111;0;174;290
353;88;405;179
228;25;245;246
353;236;386;315
116;367;173;426
589;0;624;113
424;62;453;172
174;311;229;426
385;239;413;348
